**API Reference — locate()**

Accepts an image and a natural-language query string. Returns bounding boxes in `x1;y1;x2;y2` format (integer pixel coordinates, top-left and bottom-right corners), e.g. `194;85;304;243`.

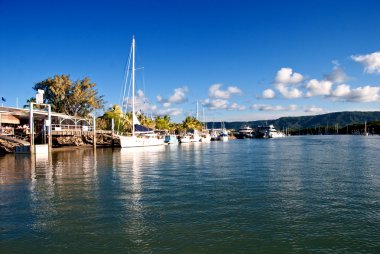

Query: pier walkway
0;135;30;146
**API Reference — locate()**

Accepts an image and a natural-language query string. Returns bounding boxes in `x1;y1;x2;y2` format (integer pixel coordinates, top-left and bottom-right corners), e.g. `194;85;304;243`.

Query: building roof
0;106;91;122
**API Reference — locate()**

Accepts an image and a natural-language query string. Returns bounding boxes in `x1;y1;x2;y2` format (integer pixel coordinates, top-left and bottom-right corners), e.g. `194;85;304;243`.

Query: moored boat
255;124;285;138
118;36;165;148
237;124;254;139
218;129;229;141
179;134;191;143
164;134;178;144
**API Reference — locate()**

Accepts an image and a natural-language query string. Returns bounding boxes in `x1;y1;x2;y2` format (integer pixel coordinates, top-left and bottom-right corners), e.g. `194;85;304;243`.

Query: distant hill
207;111;380;131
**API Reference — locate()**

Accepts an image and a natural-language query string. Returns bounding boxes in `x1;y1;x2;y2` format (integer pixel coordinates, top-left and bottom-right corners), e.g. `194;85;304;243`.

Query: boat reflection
118;146;166;247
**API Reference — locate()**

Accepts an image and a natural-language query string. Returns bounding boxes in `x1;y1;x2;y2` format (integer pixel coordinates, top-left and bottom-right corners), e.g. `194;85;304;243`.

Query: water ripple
1;136;380;253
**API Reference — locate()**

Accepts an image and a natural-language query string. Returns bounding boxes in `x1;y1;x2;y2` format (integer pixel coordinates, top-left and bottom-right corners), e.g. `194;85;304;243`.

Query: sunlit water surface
1;136;380;253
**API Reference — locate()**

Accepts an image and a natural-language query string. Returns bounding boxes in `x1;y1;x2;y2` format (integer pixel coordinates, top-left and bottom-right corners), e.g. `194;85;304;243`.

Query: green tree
182;116;202;131
23;97;36;108
172;123;185;134
32;74;105;117
138;113;155;129
99;105;128;133
155;115;171;130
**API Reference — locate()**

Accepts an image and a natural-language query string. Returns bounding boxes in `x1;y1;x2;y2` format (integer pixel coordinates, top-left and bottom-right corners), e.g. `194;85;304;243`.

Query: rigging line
118;43;132;133
119;46;132;110
120;75;133;134
135;44;147;105
142;67;146;104
121;44;133;114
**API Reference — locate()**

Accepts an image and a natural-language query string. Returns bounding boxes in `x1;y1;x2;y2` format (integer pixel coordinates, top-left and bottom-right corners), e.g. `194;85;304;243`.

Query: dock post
111;118;114;147
93;115;96;150
29;102;34;154
48;104;52;152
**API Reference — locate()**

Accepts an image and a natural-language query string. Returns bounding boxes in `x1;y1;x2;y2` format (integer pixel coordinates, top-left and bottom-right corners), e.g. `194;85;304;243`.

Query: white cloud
331;84;351;97
229;103;246;111
124;89;184;117
306;79;333;97
304;105;324;113
330;85;380;102
203;98;229;110
352;51;380;74
343;86;380;102
251;104;298;111
276;84;303;99
273;68;304;99
124;89;156;113
203;99;245;111
163;102;171;108
275;67;304;84
227;86;242;94
208;83;242;99
262;89;276;99
324;62;349;83
157;107;183;116
156;86;188;106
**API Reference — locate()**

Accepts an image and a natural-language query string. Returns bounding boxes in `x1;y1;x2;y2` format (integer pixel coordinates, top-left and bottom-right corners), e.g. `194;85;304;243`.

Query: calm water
1;136;380;253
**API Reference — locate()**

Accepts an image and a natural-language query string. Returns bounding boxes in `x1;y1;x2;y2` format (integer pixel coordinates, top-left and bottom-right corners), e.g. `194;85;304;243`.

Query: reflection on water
118;146;166;249
1;136;380;253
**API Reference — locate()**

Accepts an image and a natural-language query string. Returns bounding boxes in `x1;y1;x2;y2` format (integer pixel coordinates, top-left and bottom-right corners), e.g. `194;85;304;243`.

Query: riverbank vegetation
96;105;202;134
24;75;203;134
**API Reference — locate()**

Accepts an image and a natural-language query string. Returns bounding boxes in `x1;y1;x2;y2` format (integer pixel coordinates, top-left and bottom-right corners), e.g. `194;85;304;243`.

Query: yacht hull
119;136;164;148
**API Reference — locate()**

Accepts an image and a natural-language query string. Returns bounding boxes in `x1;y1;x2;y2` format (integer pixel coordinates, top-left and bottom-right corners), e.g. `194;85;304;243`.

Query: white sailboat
218;122;229;141
363;121;369;136
200;106;211;142
119;37;164;148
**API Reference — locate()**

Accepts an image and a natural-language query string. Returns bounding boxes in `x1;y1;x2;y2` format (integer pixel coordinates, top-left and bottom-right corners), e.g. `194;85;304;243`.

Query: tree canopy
182;116;202;131
97;106;204;135
155;115;171;130
98;105;127;133
32;74;105;117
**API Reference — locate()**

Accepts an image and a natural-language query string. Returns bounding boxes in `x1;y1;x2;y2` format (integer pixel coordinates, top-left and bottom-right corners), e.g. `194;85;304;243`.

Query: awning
0;113;20;124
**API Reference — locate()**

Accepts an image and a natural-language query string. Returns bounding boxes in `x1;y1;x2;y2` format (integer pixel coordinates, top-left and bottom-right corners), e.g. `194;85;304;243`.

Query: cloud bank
208;83;242;99
251;104;297;111
352;51;380;74
274;68;304;99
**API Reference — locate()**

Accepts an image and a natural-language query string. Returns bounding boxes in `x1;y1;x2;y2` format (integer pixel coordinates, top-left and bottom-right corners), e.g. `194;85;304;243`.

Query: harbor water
1;136;380;253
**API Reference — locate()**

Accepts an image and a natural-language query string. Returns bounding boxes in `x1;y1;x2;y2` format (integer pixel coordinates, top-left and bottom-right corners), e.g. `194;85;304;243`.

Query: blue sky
1;0;380;122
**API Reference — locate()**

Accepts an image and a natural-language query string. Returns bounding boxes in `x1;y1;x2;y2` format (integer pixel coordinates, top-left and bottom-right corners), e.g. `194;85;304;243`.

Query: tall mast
202;106;205;129
196;100;199;120
132;36;135;136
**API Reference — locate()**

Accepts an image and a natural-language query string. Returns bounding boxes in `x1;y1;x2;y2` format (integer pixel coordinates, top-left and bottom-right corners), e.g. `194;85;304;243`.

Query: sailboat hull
119;135;164;148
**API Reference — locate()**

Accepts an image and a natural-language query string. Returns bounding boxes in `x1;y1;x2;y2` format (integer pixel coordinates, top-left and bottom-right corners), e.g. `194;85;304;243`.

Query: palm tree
182;116;202;131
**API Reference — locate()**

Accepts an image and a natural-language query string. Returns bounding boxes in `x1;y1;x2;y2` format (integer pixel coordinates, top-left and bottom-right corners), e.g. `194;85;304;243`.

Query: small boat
200;132;211;142
237;124;254;139
179;132;201;143
255;124;285;138
191;131;201;142
210;129;219;141
164;134;178;144
218;129;229;141
181;129;201;143
218;122;229;141
179;134;191;143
